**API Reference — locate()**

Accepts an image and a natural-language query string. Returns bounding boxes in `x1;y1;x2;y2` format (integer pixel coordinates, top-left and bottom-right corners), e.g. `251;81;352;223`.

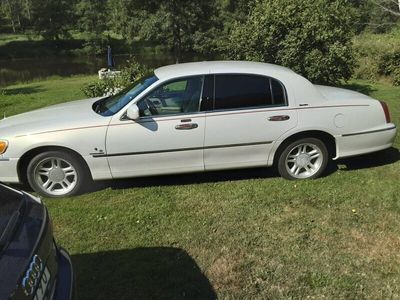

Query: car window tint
200;75;214;111
215;75;272;110
215;75;287;110
271;78;286;105
138;76;204;117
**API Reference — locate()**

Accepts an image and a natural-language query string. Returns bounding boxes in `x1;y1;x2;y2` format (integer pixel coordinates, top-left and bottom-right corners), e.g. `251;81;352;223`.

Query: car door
204;74;298;170
106;75;206;178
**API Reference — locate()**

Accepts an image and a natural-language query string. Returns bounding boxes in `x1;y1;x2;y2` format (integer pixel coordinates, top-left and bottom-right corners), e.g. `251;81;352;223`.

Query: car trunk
0;184;51;299
314;85;374;101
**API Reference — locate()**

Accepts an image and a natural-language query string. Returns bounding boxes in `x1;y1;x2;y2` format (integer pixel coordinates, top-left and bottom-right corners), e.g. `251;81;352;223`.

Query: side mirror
126;104;140;120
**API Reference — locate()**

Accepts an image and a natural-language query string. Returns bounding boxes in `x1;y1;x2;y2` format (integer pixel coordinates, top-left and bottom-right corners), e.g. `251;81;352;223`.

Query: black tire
277;137;329;180
27;150;89;198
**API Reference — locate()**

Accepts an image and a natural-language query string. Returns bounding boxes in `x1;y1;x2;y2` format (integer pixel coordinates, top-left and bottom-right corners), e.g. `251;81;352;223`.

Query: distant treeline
0;0;399;84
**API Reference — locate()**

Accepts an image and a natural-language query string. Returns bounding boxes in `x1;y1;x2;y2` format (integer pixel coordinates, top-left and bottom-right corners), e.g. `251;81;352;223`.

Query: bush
81;58;150;98
223;0;355;85
378;49;400;76
81;80;110;98
353;57;379;81
393;68;400;86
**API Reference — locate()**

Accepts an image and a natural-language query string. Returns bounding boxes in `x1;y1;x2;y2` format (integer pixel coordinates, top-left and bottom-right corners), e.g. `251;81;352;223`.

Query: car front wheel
277;138;328;180
27;151;88;198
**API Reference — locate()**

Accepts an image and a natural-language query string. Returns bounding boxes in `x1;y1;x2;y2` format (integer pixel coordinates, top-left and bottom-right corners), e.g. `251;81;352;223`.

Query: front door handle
175;123;199;130
268;115;290;121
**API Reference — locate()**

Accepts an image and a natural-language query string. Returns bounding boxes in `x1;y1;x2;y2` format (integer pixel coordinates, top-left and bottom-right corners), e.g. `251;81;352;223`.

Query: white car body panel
0;61;396;184
203;108;298;170
106;113;206;178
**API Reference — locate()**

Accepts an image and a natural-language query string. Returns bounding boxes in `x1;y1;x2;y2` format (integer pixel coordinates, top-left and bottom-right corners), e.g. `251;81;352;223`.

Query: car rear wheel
27;151;88;198
277;138;328;180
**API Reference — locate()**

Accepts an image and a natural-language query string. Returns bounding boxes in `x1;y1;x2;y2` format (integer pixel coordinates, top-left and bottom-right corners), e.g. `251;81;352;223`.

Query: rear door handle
175;123;198;130
268;115;290;121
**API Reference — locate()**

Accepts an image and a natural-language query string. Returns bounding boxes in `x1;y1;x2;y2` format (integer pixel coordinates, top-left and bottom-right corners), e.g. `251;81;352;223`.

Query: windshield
93;75;159;116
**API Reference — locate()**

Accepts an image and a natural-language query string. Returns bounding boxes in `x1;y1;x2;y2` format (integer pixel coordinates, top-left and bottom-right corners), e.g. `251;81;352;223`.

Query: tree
30;0;74;39
357;0;400;33
74;0;109;54
76;0;107;37
0;0;23;32
224;0;356;85
138;0;220;62
372;0;400;16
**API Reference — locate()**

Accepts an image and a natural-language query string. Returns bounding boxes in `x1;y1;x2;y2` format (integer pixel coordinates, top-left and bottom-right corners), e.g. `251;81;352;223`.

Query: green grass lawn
0;75;97;116
1;77;400;299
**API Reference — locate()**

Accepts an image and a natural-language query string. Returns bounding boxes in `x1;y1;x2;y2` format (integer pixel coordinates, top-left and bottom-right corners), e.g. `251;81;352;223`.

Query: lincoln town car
0;61;396;197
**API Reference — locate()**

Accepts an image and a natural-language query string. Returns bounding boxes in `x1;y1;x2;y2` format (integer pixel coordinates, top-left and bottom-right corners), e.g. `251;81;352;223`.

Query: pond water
0;51;210;86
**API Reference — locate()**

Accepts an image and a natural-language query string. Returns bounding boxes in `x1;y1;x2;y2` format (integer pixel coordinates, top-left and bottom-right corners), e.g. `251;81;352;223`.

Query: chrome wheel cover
285;143;323;179
34;157;77;196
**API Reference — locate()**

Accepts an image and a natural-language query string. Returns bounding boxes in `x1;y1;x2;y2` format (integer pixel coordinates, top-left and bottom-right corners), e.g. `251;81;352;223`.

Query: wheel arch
272;130;337;166
17;145;93;186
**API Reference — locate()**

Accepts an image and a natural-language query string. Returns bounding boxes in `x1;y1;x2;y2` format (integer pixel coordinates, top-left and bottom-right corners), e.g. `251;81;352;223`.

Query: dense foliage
0;0;399;83
223;0;356;84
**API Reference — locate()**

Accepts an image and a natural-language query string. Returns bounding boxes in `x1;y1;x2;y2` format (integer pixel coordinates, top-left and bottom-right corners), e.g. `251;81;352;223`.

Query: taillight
380;101;391;123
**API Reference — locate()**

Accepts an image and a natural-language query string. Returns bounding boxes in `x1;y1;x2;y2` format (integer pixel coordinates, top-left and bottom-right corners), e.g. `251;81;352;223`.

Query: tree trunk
10;19;16;33
26;0;31;21
5;0;16;33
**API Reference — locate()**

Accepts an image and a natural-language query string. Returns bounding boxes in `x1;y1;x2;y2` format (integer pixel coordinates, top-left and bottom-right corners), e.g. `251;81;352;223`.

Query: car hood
0;98;110;138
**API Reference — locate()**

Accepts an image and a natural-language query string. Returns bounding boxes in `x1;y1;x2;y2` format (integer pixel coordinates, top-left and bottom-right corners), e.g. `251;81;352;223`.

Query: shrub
81;58;151;98
378;49;400;77
353;57;379;81
223;0;355;85
81;80;110;98
393;68;400;86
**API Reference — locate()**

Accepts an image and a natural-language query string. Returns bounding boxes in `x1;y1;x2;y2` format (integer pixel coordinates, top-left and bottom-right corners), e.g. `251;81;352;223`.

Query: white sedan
0;61;397;197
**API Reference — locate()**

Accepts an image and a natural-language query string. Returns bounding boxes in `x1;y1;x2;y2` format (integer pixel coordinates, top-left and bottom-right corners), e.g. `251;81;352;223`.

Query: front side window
93;75;158;116
137;76;204;117
214;74;286;110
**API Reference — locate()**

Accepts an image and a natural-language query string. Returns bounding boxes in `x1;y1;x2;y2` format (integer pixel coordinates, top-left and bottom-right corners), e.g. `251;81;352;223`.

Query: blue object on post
107;45;115;70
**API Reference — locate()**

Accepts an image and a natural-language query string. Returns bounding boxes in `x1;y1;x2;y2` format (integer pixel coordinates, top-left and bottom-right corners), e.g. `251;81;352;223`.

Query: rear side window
214;74;286;110
271;78;285;104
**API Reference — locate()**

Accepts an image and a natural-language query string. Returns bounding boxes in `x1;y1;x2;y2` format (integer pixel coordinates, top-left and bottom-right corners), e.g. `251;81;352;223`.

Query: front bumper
0;157;20;183
53;247;75;300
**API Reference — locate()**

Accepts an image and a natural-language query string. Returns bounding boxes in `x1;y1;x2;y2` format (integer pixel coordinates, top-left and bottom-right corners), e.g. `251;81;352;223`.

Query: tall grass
353;27;400;84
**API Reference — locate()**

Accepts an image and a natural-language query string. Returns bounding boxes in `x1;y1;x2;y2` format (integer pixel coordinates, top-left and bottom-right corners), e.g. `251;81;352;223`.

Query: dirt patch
206;248;244;292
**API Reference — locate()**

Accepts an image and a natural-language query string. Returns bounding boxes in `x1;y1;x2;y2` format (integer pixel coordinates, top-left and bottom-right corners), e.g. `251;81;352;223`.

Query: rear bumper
335;124;397;159
53;247;75;300
0;157;20;183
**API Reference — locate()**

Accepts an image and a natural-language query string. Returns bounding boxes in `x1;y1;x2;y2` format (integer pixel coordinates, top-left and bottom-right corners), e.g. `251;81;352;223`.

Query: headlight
0;140;8;154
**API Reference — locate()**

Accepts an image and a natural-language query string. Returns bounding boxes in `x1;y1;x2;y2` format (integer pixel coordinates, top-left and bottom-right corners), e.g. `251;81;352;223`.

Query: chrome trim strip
92;141;273;158
342;125;396;137
15;104;370;137
0;158;10;161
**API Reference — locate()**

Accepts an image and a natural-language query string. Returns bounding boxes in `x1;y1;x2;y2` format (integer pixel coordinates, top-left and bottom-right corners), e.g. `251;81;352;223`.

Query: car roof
154;61;295;80
153;61;323;105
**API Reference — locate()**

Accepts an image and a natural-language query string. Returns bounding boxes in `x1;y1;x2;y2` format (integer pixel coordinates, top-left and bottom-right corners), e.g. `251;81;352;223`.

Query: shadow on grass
1;85;45;95
338;147;400;171
92;166;277;192
90;148;399;192
72;247;216;300
339;82;377;96
13;149;398;195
